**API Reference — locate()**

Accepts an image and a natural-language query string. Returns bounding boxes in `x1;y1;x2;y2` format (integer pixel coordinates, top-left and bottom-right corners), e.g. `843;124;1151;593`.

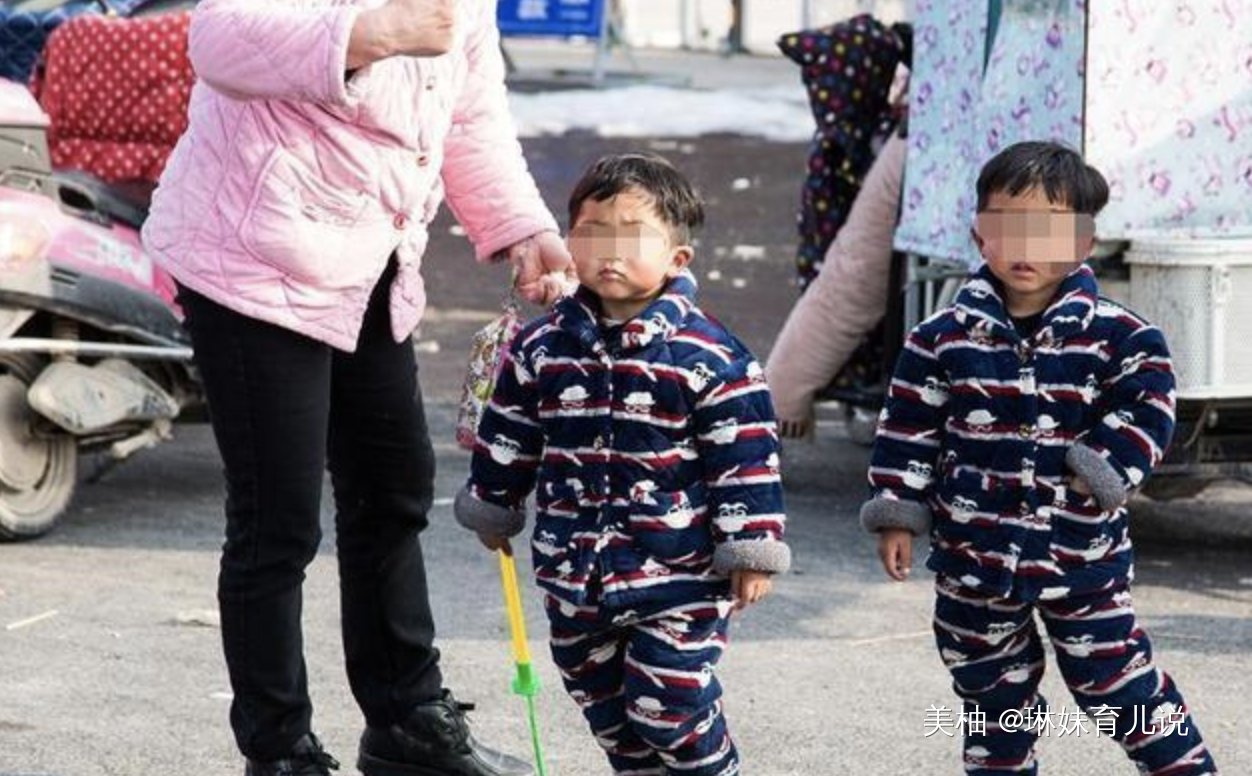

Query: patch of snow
508;85;812;141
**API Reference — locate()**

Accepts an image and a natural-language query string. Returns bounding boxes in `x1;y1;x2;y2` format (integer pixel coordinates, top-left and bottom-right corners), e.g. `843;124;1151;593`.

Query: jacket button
425;78;436;91
393;213;409;230
417;154;430;167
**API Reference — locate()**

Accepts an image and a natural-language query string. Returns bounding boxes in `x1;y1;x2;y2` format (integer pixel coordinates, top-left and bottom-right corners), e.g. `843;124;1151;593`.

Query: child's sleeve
859;326;949;535
1065;324;1176;511
694;356;791;576
453;337;544;540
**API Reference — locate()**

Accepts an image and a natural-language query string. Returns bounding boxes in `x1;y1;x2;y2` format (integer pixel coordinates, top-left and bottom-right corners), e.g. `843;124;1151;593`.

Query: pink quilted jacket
141;0;558;351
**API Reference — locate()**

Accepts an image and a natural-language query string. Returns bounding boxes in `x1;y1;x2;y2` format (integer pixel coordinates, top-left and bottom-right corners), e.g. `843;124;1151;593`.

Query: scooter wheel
0;353;77;541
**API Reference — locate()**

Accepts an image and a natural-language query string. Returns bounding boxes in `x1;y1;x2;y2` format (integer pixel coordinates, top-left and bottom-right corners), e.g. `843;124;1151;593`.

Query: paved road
2;136;1249;775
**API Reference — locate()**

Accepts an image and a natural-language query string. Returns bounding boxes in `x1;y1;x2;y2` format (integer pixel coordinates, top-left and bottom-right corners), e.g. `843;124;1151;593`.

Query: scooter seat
53;169;152;229
31;11;193;185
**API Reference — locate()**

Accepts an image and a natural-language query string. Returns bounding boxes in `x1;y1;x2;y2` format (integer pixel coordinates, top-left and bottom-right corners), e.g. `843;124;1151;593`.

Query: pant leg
327;264;442;727
178;285;331;761
546;596;666;776
1040;584;1218;775
623;600;738;776
933;576;1048;776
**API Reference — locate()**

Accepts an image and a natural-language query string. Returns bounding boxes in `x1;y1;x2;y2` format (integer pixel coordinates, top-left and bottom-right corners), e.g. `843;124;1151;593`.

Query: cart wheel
0;354;77;540
1139;474;1213;502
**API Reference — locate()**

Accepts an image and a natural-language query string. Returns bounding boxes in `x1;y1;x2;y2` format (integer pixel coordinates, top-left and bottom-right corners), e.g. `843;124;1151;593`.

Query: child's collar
555;270;699;353
953;263;1099;343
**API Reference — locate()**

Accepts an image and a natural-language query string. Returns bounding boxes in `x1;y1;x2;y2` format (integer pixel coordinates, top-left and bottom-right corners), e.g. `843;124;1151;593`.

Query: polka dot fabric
31;12;194;185
777;14;905;288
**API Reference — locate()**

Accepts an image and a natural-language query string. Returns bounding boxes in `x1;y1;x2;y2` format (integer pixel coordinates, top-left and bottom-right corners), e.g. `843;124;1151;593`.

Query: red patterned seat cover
31;12;193;184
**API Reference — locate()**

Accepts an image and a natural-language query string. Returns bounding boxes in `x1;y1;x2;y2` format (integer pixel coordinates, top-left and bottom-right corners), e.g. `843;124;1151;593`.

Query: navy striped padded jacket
456;272;790;608
860;264;1176;601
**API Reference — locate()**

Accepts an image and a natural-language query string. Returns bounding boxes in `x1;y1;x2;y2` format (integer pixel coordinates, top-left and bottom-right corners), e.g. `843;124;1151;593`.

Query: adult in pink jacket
141;2;566;775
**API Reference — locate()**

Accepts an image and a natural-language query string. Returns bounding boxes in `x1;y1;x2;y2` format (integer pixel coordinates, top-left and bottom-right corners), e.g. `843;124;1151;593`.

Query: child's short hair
975;141;1110;215
567;153;706;244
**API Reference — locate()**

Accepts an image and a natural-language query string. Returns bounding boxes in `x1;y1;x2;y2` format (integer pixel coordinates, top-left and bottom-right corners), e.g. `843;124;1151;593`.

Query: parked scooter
0;77;202;540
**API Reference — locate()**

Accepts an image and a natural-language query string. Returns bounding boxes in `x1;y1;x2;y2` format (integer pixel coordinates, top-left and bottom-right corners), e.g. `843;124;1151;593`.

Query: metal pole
680;0;691;49
0;338;193;361
592;0;612;85
727;0;744;54
801;0;813;29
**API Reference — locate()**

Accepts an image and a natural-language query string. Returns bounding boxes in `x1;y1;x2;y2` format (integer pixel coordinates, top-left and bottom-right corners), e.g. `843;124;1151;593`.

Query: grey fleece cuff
860;498;932;535
1066;443;1128;511
712;540;791;575
453;487;526;538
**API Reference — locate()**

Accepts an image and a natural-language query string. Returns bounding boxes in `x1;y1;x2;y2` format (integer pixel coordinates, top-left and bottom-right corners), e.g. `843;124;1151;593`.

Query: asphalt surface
2;135;1250;775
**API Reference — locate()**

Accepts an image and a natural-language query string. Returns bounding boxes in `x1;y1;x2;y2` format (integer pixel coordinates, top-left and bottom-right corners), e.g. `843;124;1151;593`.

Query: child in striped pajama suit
861;141;1218;774
456;153;789;776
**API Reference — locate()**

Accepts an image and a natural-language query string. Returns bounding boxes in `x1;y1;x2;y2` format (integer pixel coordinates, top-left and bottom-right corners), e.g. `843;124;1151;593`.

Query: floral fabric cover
894;0;1085;266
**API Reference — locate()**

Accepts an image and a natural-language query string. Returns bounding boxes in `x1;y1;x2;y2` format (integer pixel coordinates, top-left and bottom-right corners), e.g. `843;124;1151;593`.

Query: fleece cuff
1066;443;1128;511
453;487;526;538
712;540;792;575
860;498;932;535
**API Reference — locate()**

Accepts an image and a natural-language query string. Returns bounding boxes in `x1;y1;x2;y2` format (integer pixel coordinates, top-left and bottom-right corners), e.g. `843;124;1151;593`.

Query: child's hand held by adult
877;528;913;581
508;231;576;306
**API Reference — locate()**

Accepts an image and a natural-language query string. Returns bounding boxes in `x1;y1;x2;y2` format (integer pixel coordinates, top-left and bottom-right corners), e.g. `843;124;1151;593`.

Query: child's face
568;186;692;321
971;186;1096;305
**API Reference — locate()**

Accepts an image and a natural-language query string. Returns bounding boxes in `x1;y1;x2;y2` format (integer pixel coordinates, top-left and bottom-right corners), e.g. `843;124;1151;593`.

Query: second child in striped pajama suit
455;153;789;776
861;142;1218;775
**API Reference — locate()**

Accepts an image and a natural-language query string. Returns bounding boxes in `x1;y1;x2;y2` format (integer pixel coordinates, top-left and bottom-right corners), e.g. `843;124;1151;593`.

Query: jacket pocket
239;148;394;286
627;483;713;565
532;481;583;582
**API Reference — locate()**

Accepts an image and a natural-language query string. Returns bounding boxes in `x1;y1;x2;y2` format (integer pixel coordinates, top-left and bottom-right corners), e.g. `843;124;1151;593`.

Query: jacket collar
953;263;1099;343
555;270;698;355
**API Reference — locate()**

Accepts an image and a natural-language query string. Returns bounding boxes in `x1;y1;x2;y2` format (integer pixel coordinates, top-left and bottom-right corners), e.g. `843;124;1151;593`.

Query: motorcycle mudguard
26;357;178;434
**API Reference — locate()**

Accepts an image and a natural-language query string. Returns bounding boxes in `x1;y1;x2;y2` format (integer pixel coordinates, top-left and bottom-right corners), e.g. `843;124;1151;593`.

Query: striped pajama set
861;265;1218;775
456;272;790;775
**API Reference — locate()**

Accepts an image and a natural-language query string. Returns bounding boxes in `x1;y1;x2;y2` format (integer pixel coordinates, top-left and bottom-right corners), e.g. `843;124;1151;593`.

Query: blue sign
497;0;606;38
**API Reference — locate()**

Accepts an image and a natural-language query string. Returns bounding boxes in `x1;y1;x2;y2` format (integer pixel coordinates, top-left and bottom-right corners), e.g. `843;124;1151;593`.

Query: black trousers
178;266;442;761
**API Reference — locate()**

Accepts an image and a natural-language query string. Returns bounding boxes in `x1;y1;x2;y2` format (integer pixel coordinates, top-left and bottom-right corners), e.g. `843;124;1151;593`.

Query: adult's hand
348;0;456;69
506;231;576;307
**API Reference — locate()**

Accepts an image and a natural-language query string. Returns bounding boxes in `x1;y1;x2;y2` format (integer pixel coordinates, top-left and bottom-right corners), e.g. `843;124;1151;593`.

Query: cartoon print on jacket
465;272;788;607
863;264;1176;600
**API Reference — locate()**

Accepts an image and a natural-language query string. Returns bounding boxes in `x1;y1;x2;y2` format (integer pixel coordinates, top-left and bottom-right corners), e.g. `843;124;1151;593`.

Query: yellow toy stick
498;549;547;775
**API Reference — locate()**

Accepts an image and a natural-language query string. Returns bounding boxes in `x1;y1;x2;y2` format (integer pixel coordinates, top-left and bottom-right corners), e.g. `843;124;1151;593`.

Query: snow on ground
507;84;813;142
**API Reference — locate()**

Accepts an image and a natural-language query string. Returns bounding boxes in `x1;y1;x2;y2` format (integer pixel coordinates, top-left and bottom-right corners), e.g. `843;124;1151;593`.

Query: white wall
616;0;913;54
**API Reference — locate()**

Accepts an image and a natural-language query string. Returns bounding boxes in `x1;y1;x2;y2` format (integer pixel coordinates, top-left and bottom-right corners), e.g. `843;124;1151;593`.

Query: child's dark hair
568;153;706;243
975;141;1110;215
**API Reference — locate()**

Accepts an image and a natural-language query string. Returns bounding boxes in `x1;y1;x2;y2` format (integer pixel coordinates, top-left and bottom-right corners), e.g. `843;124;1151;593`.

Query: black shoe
245;733;340;776
358;690;534;776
